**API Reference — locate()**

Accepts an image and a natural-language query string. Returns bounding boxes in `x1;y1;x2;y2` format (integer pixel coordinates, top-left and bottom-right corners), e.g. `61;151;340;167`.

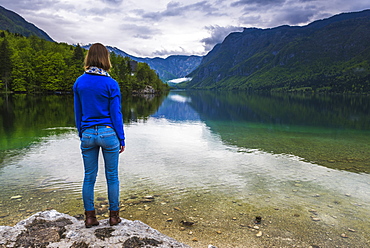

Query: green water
0;91;369;247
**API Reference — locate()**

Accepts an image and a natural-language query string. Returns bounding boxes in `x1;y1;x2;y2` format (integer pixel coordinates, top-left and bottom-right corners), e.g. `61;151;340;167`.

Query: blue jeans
80;126;120;211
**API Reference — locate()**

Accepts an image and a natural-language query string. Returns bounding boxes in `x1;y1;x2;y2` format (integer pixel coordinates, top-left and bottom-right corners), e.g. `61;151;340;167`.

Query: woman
73;43;125;228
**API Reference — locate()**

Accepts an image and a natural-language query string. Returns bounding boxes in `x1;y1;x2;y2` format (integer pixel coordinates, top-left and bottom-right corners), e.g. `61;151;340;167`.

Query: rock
180;220;195;226
10;195;22;200
0;210;190;248
254;216;262;224
256;231;263;237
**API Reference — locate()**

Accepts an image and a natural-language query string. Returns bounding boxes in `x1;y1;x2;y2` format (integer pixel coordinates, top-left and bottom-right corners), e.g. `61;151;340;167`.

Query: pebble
216;230;222;234
253;226;260;230
311;217;321;221
166;218;173;222
348;228;356;232
174;207;181;211
256;231;263;237
341;233;349;238
144;205;151;211
192;237;198;242
10;195;22;200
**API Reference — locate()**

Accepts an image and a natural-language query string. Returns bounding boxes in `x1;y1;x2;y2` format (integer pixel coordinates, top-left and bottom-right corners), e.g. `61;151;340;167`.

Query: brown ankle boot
109;210;121;226
85;210;99;228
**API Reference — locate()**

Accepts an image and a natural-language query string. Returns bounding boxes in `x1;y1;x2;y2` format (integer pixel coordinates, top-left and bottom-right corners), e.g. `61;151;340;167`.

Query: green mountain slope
186;10;370;93
0;6;53;41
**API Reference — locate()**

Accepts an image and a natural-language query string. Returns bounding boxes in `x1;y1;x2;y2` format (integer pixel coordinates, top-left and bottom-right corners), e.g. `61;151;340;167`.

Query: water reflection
0;93;167;164
184;91;370;173
186;91;370;129
1;91;370;247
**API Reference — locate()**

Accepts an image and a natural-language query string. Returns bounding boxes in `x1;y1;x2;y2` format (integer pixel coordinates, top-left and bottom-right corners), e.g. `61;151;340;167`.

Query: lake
0;91;369;247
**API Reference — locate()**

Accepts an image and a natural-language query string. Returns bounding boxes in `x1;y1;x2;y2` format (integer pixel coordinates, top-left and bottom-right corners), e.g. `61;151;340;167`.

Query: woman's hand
119;146;125;153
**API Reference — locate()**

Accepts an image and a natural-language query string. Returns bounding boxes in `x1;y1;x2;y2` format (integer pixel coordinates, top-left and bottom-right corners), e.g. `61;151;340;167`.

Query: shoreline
1;188;369;248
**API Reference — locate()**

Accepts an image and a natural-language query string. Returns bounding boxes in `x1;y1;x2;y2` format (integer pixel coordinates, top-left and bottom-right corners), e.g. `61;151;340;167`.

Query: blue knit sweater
73;73;125;146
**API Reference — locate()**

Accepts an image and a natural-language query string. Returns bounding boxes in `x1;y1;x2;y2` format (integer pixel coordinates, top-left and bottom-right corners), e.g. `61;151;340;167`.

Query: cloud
231;0;286;7
274;6;317;25
81;7;123;15
1;0;369;58
201;25;244;51
119;23;161;39
100;0;123;4
141;1;220;21
152;47;187;57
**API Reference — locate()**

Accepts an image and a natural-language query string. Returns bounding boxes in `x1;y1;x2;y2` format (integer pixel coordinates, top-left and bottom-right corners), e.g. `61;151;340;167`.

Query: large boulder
0;210;191;248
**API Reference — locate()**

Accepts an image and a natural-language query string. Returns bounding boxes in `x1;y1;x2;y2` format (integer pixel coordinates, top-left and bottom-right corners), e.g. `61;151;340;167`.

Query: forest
0;30;169;93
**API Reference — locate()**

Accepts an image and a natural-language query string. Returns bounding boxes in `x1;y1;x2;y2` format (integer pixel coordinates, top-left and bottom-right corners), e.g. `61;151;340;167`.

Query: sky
1;0;369;58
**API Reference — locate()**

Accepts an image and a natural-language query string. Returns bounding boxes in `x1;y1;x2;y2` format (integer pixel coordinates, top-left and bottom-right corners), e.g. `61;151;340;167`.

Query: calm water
0;91;370;247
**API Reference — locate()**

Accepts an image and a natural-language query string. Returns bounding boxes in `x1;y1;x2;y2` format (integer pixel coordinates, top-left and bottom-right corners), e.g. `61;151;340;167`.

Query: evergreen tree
0;38;12;91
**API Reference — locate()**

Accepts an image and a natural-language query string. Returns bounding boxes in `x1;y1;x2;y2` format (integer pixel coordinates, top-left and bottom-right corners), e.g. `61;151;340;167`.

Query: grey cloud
133;34;152;39
276;8;316;25
100;0;123;5
152;47;187;57
119;23;161;39
82;6;122;15
142;1;220;21
0;0;60;12
231;0;286;7
201;25;244;51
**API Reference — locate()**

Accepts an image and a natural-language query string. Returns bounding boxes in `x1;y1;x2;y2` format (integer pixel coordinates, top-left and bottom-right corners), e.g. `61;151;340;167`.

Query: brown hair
84;43;111;71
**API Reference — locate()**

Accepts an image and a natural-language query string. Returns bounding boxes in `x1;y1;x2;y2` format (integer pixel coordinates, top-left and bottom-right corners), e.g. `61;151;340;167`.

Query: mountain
107;46;202;82
185;9;370;93
0;6;53;41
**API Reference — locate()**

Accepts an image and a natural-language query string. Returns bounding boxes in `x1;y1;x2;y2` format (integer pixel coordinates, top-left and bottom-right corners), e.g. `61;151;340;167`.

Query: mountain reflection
151;91;200;122
186;91;370;130
181;91;370;173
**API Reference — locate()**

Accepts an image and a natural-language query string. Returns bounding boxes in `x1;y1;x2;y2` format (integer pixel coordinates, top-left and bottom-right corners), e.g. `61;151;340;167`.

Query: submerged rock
0;210;190;248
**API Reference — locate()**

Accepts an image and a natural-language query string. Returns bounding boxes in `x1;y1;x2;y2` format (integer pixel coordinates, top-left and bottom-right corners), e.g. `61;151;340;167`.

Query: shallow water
0;92;369;247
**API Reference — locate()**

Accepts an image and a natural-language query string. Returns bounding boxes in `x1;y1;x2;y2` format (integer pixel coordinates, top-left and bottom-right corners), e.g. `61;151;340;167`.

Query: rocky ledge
0;210;191;248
